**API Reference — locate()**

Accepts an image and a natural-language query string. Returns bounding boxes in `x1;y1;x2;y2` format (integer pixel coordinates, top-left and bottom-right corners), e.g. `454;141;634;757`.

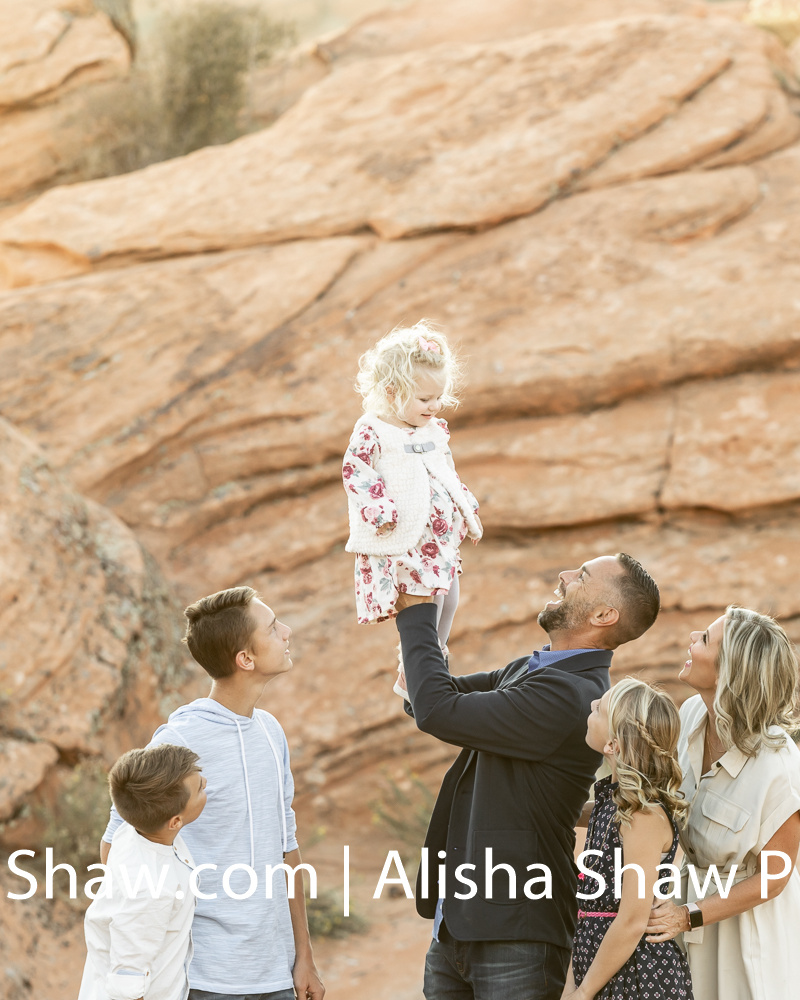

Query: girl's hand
645;900;689;942
560;986;590;1000
471;513;483;544
376;521;396;536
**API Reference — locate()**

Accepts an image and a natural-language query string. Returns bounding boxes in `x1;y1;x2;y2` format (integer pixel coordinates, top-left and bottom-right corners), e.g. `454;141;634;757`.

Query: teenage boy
80;744;207;1000
101;587;324;1000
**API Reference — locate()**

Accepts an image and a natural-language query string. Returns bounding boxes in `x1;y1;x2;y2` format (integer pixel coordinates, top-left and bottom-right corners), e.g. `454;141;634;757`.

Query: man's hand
394;592;434;612
293;953;325;1000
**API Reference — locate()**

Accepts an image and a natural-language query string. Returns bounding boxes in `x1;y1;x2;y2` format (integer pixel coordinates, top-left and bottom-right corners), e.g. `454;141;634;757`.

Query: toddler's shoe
392;642;410;700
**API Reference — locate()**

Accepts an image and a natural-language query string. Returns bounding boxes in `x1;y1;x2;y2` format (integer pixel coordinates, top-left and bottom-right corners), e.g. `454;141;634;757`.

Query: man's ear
591;605;620;629
235;649;255;672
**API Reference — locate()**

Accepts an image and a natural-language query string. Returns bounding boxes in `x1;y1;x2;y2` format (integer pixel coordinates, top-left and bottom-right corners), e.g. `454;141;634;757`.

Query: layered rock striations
1;0;800;845
0;0;130;206
0;419;192;835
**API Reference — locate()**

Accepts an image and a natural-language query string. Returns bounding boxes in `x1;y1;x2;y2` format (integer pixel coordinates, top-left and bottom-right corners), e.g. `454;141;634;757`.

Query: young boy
79;744;207;1000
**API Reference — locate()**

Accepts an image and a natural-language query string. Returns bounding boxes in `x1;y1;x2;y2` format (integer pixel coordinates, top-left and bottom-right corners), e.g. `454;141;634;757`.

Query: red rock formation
0;1;130;205
0;418;192;834
1;1;800;995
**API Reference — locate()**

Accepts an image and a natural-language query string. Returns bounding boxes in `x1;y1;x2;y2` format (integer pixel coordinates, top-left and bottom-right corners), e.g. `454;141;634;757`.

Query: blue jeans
188;991;295;1000
424;924;570;1000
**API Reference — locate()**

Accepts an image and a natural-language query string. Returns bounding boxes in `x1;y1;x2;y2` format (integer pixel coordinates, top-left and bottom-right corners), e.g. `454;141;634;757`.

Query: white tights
433;573;460;648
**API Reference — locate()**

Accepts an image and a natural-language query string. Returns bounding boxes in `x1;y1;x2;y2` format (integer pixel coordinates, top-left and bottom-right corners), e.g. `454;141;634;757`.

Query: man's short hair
109;744;200;834
183;586;258;679
610;553;660;646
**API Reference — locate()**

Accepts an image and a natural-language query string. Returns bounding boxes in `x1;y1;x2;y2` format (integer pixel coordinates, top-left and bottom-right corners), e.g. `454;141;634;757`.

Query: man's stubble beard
537;595;593;634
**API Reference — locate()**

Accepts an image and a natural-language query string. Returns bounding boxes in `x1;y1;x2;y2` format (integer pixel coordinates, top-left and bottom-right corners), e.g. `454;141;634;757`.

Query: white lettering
760;851;791;898
653;863;681;900
46;848;77;899
523;864;552;899
120;861;170;900
687;863;738;900
484;848;516;900
373;851;413;899
614;847;645;900
453;864;477;899
84;863;111;900
223;864;257;900
7;850;37;900
266;862;317;899
191;863;218;900
576;850;605;900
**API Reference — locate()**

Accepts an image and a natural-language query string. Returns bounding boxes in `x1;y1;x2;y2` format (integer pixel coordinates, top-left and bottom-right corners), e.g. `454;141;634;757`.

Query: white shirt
677;694;800;999
79;823;195;1000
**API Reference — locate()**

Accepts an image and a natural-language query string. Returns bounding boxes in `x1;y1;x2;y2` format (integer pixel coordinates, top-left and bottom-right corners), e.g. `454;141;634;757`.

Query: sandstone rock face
2;14;798;287
0;0;130;204
0;418;190;839
2;5;800;994
252;0;708;123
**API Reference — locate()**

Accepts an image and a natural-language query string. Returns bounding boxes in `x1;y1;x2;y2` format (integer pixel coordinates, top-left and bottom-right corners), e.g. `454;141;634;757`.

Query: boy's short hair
183;586;258;679
109;745;200;834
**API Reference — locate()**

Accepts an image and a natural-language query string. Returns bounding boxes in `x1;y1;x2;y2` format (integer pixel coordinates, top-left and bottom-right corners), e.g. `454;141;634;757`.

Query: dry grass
76;2;294;179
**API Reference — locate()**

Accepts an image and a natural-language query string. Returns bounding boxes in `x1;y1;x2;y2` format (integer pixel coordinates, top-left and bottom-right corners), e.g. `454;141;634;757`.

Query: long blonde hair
714;606;800;757
608;677;688;827
355;321;462;418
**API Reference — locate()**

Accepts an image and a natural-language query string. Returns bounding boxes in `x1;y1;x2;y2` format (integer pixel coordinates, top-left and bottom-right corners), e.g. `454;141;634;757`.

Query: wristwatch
684;901;704;930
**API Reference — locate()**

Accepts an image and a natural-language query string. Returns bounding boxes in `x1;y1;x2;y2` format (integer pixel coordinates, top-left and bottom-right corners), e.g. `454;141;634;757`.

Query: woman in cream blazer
646;605;800;1000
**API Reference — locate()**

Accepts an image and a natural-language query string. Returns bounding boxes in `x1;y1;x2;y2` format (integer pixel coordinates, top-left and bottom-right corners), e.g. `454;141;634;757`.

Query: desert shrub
94;0;137;54
306;888;368;938
34;758;111;902
78;2;294;178
371;770;435;853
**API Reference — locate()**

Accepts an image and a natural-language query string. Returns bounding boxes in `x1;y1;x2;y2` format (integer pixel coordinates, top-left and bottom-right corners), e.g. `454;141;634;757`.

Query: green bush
36;758;111;902
78;2;294;178
371;770;435;853
306;888;368;938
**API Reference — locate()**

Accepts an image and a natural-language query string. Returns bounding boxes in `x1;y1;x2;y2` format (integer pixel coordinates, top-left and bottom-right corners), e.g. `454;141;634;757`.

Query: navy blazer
397;602;610;949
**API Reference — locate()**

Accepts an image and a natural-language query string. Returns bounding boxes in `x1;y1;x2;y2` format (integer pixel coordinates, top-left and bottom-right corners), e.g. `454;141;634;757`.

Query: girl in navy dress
562;677;693;1000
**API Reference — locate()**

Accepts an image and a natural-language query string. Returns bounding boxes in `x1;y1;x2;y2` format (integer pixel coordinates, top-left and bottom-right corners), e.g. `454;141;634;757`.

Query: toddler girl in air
342;322;482;690
562;677;692;1000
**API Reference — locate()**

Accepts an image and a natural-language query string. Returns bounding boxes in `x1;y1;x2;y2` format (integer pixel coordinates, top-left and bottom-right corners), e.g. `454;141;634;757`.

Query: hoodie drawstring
234;719;256;868
256;714;289;854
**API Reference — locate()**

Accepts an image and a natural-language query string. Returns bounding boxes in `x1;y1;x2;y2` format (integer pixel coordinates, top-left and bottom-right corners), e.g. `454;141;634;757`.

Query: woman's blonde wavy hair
355;321;462;418
608;677;688;828
714;605;800;758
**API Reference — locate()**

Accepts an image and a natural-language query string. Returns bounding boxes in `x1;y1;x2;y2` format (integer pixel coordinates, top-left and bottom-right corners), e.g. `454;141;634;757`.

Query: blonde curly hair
355;321;462;419
608;677;688;828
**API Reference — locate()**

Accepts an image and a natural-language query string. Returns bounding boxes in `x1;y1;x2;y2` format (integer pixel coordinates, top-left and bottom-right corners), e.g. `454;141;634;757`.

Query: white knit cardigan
344;413;482;556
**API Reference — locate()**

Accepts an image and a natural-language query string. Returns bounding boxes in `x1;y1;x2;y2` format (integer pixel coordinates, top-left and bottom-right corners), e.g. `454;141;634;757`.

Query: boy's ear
167;814;183;832
235;648;255;673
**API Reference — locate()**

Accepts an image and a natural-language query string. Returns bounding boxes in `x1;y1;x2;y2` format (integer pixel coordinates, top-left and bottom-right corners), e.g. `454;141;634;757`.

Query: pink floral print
344;419;478;624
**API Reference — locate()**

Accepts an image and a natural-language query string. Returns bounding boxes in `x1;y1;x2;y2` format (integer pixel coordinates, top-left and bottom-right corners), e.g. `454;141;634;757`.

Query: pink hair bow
418;335;441;353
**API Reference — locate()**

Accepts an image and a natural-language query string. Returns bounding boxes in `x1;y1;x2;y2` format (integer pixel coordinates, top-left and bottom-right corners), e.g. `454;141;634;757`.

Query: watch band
685;901;704;929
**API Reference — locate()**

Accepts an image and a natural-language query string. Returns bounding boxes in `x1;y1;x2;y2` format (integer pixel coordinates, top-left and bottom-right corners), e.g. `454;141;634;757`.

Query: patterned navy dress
572;776;693;999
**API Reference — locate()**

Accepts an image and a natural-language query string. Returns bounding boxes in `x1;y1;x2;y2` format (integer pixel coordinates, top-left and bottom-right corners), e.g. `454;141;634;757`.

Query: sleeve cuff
756;795;800;854
395;602;439;629
106;970;148;1000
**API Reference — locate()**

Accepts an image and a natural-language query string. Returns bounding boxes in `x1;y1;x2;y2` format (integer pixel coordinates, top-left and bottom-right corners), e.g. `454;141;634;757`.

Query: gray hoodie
103;698;298;994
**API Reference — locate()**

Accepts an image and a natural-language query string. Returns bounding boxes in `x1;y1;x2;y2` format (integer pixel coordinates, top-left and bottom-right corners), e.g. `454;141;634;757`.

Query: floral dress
342;417;479;624
572;776;693;1000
